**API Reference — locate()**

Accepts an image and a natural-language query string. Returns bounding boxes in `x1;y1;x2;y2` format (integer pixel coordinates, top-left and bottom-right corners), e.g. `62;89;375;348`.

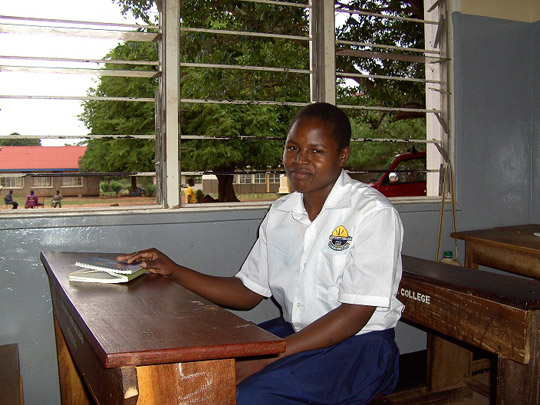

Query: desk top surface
402;255;540;310
41;251;285;369
451;224;540;253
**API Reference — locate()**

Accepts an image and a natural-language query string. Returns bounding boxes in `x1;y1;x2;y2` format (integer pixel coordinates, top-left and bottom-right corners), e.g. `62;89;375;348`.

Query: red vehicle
369;151;426;197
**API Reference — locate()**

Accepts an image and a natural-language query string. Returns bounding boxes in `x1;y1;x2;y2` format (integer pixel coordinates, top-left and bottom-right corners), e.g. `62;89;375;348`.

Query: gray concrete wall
453;13;535;229
0;12;538;405
0;204;442;405
531;20;540;220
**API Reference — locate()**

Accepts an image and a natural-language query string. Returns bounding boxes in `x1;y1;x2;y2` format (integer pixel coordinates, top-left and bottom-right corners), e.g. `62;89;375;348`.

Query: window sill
0;195;451;219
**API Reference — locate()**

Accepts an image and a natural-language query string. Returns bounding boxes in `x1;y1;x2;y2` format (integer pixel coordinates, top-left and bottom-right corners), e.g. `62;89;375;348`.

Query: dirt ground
59;196;158;208
3;194;275;210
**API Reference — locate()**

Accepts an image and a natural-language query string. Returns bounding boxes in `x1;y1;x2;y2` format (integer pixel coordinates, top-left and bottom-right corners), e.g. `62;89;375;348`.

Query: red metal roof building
0;146;85;172
0;146;100;198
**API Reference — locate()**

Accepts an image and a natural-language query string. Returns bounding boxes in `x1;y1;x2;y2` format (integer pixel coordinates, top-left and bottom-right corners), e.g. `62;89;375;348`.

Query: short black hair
187;178;195;186
290;102;351;150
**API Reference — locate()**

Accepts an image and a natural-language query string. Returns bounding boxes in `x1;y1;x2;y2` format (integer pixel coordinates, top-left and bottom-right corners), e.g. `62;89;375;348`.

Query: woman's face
283;117;349;200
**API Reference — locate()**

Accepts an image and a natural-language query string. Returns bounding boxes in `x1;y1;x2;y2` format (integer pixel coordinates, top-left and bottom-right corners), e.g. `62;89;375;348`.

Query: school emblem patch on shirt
328;225;353;251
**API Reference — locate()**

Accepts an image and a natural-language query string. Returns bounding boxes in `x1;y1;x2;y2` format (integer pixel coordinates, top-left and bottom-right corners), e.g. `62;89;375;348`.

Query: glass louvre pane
335;0;446;198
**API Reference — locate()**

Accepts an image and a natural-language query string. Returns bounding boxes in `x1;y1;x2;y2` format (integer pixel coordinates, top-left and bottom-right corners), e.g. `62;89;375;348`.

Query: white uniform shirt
236;171;404;334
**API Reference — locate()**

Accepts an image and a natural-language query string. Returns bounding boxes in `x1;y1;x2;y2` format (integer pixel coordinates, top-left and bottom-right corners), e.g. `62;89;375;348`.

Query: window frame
253;173;266;184
332;0;448;198
32;176;53;189
62;176;84;188
0;0;451;215
0;176;24;189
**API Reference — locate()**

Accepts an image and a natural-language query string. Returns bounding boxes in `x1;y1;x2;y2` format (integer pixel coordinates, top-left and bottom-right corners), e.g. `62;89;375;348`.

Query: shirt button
297;303;301;307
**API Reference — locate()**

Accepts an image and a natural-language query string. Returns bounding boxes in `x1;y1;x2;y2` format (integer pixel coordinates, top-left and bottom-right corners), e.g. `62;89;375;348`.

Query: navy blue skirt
237;317;399;405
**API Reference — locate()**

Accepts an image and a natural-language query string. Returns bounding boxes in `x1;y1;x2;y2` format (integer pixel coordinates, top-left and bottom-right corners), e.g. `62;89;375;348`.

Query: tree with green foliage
177;0;310;201
0;132;41;146
80;0;309;201
80;0;428;199
78;40;158;192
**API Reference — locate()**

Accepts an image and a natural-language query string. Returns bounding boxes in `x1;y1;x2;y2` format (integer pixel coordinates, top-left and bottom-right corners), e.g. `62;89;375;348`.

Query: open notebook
69;256;146;284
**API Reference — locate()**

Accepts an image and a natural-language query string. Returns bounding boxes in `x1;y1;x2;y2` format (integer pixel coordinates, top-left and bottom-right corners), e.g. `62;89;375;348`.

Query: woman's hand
117;248;177;277
118;248;264;310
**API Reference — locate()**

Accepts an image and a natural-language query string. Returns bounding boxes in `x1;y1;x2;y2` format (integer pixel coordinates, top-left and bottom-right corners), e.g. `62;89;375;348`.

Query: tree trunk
216;174;239;202
131;176;138;192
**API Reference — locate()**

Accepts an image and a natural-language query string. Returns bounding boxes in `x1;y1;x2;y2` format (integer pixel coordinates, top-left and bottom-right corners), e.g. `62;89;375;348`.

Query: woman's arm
236;303;375;383
118;248;264;310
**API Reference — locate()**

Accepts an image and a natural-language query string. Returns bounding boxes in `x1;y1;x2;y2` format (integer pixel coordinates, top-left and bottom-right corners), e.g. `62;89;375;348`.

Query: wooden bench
385;255;540;405
0;343;24;404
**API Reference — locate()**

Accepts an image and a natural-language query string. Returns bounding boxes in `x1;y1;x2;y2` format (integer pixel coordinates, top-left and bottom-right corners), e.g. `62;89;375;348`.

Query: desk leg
53;318;91;405
136;359;236;404
427;334;472;391
496;313;540;405
463;242;478;269
428;244;473;391
497;357;539;404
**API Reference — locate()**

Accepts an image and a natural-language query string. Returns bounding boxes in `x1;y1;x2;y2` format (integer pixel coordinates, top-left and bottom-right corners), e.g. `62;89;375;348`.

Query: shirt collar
323;170;352;209
274;170;352;214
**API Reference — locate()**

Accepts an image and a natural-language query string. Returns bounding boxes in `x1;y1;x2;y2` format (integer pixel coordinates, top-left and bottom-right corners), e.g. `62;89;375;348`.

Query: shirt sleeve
235;213;273;298
338;206;403;308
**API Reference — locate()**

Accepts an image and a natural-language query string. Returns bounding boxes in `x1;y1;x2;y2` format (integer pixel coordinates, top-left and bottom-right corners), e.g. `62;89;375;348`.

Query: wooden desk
394;255;540;405
0;343;23;405
451;224;540;278
41;252;285;404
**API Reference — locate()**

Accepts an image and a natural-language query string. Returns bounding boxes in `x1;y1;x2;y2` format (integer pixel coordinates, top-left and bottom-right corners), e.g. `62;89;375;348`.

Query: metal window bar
334;7;439;25
337;71;440;85
179;98;309;107
0;66;159;78
336;48;448;64
0;15;159;30
20;172;157;178
239;0;310;8
0;23;159;42
180;26;309;42
179;136;440;145
0;95;155;102
335;39;440;55
0;55;158;67
339;104;440;114
0;134;440;144
0;135;155;140
180;168;439;176
181;62;309;75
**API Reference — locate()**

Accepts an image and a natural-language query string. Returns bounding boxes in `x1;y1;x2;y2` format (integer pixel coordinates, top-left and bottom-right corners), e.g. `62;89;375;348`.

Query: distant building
0;146;100;197
201;172;282;196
